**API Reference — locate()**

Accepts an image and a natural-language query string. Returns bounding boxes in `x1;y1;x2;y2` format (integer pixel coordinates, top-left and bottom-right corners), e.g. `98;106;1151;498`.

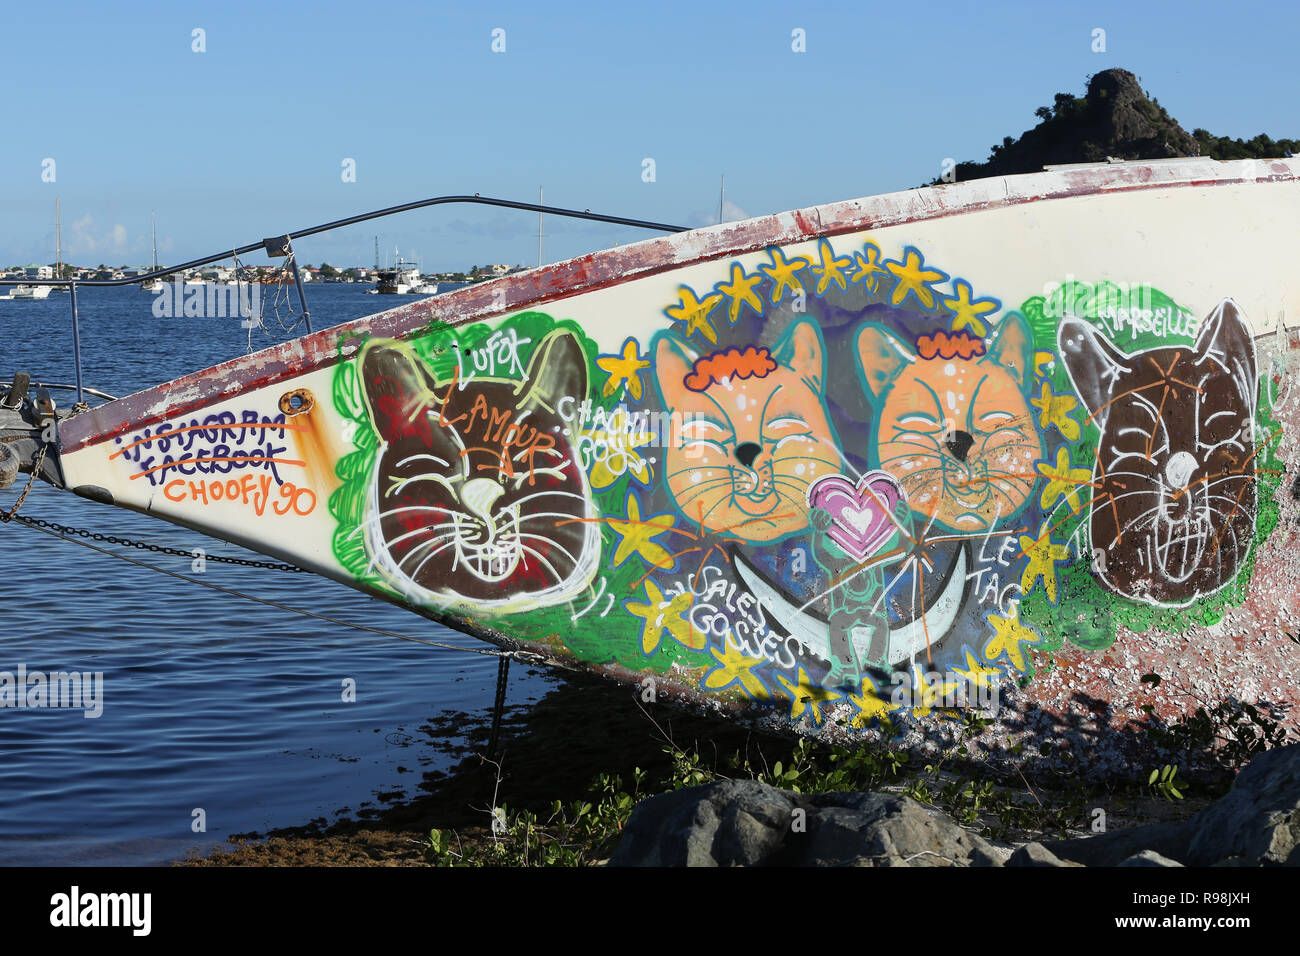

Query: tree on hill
1191;129;1300;160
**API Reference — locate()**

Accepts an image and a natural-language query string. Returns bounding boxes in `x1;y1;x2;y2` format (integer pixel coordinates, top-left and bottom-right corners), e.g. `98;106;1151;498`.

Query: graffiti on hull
354;330;600;613
318;241;1288;728
1059;299;1258;606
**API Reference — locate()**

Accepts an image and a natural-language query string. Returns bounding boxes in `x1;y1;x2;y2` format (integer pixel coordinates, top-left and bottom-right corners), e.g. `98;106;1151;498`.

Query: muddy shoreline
178;668;797;865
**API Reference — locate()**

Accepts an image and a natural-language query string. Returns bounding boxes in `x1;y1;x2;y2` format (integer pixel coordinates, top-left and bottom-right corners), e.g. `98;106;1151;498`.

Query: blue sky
2;0;1297;270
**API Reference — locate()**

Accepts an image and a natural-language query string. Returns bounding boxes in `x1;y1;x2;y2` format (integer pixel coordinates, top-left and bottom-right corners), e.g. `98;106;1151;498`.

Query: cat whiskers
671;477;736;510
978;478;1029;515
513;532;580;572
1171;469;1258;502
1202;493;1256;529
404;539;462;584
349;504;455;541
508;542;564;583
382;521;462;552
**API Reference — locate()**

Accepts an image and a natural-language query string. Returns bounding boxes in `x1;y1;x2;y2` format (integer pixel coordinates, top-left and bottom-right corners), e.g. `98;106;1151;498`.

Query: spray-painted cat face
359;330;598;610
856;316;1041;533
652;319;843;542
1059;299;1257;606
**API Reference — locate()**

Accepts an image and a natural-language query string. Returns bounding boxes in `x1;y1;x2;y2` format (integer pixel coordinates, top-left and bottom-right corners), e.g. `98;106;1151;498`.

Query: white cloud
66;214;129;256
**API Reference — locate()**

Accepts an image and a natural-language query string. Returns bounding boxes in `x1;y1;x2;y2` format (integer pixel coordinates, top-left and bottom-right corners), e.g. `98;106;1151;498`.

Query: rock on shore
609;744;1300;867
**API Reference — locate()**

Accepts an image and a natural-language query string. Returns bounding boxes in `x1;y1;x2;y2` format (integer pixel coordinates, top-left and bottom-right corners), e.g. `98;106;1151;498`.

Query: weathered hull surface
57;159;1300;749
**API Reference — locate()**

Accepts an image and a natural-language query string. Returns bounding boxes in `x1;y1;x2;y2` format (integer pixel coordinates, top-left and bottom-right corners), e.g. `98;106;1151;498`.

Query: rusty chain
1;442;47;523
8;513;311;572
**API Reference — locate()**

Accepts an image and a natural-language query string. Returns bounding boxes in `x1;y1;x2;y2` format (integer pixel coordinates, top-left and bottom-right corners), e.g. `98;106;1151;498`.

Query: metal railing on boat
0;194;688;406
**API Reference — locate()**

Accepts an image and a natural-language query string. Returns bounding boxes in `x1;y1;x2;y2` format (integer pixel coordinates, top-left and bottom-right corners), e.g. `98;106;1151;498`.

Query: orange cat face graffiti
856;318;1042;533
653;319;843;542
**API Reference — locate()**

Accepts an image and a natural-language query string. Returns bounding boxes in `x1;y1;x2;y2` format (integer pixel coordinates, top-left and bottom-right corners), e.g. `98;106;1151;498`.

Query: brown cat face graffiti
652;319;843;542
359;330;599;611
856;317;1042;533
1059;298;1258;606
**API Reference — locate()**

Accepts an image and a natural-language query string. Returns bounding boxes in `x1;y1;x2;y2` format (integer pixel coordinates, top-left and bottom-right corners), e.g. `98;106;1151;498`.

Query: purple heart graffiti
807;471;906;561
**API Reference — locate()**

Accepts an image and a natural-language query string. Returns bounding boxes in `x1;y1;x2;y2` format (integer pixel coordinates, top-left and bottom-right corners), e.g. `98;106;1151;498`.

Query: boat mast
537;186;543;268
718;174;725;224
56;197;62;279
151;212;158;271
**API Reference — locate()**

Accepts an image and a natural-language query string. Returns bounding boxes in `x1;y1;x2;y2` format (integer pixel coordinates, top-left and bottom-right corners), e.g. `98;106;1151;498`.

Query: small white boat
6;284;53;300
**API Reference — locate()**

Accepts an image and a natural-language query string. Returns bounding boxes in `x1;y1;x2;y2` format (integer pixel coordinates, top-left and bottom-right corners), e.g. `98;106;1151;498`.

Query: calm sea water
0;282;556;866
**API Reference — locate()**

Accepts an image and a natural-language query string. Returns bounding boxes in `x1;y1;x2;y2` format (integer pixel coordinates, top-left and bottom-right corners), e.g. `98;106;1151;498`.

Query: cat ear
773;319;827;393
855;322;915;403
984;312;1034;391
1192;298;1257;416
653;329;702;411
518;329;589;413
1057;316;1132;426
360;340;439;443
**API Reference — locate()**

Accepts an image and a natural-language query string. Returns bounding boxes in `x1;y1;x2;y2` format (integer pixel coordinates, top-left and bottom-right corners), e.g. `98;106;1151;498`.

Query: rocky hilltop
940;68;1298;183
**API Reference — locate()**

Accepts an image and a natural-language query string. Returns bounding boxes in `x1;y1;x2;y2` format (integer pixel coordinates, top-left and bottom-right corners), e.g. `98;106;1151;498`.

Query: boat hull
55;159;1300;751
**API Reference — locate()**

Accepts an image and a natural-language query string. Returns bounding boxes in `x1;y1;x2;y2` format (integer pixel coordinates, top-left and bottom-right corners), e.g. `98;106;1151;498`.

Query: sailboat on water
52;197;68;293
140;213;165;292
5;199;63;300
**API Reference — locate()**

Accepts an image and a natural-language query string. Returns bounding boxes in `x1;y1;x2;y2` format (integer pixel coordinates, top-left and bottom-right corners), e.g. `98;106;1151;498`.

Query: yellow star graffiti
808;238;853;295
900;664;965;718
595;337;651;400
851;241;887;293
775;665;842;724
1018;519;1071;602
1033;350;1057;379
983;607;1042;672
665;285;722;344
702;639;770;700
953;649;1003;695
757;247;810;304
609;493;677;568
1036;446;1093;514
884;247;948;311
1030;382;1082;441
942;279;999;336
716;263;764;324
625;580;703;654
845;675;897;728
587;426;654;490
